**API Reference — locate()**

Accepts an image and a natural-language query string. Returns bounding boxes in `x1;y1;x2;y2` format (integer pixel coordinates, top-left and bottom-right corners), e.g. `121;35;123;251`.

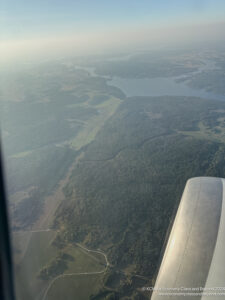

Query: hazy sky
1;0;225;62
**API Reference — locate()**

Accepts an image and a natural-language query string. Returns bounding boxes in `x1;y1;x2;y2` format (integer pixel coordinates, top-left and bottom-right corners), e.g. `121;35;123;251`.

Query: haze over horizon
1;0;225;63
2;2;225;300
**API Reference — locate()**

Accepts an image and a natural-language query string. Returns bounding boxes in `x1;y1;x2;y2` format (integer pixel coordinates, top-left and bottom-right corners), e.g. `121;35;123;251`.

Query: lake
79;60;225;101
109;76;225;101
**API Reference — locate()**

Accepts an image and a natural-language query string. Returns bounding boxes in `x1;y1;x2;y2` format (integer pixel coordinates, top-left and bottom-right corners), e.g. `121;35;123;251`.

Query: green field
179;118;225;143
46;274;104;300
14;231;106;300
15;231;57;300
69;96;122;150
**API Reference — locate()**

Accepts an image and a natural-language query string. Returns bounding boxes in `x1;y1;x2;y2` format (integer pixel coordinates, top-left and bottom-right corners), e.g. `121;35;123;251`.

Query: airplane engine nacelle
151;177;225;300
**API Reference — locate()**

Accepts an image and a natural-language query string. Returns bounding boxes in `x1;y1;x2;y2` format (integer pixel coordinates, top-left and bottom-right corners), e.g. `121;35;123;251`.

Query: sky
1;0;225;63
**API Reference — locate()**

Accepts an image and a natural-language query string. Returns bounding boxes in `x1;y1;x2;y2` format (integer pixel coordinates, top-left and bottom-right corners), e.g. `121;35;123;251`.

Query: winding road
42;242;110;300
76;243;110;267
18;230;147;300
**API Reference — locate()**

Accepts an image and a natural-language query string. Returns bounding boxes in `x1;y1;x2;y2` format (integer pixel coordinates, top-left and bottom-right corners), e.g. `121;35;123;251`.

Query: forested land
53;96;225;299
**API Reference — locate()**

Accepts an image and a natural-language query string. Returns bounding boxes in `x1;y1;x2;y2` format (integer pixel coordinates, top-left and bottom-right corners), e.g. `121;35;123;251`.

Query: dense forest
53;96;225;299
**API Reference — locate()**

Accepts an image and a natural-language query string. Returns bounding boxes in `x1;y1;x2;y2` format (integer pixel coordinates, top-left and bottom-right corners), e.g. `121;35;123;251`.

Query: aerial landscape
1;47;225;300
1;0;225;299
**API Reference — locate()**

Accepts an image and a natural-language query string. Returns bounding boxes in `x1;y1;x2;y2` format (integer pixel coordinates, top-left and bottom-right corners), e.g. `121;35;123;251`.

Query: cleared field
15;230;57;300
11;150;33;158
70;96;122;150
179;119;225;143
14;231;105;300
65;246;105;273
12;231;33;264
46;274;104;300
